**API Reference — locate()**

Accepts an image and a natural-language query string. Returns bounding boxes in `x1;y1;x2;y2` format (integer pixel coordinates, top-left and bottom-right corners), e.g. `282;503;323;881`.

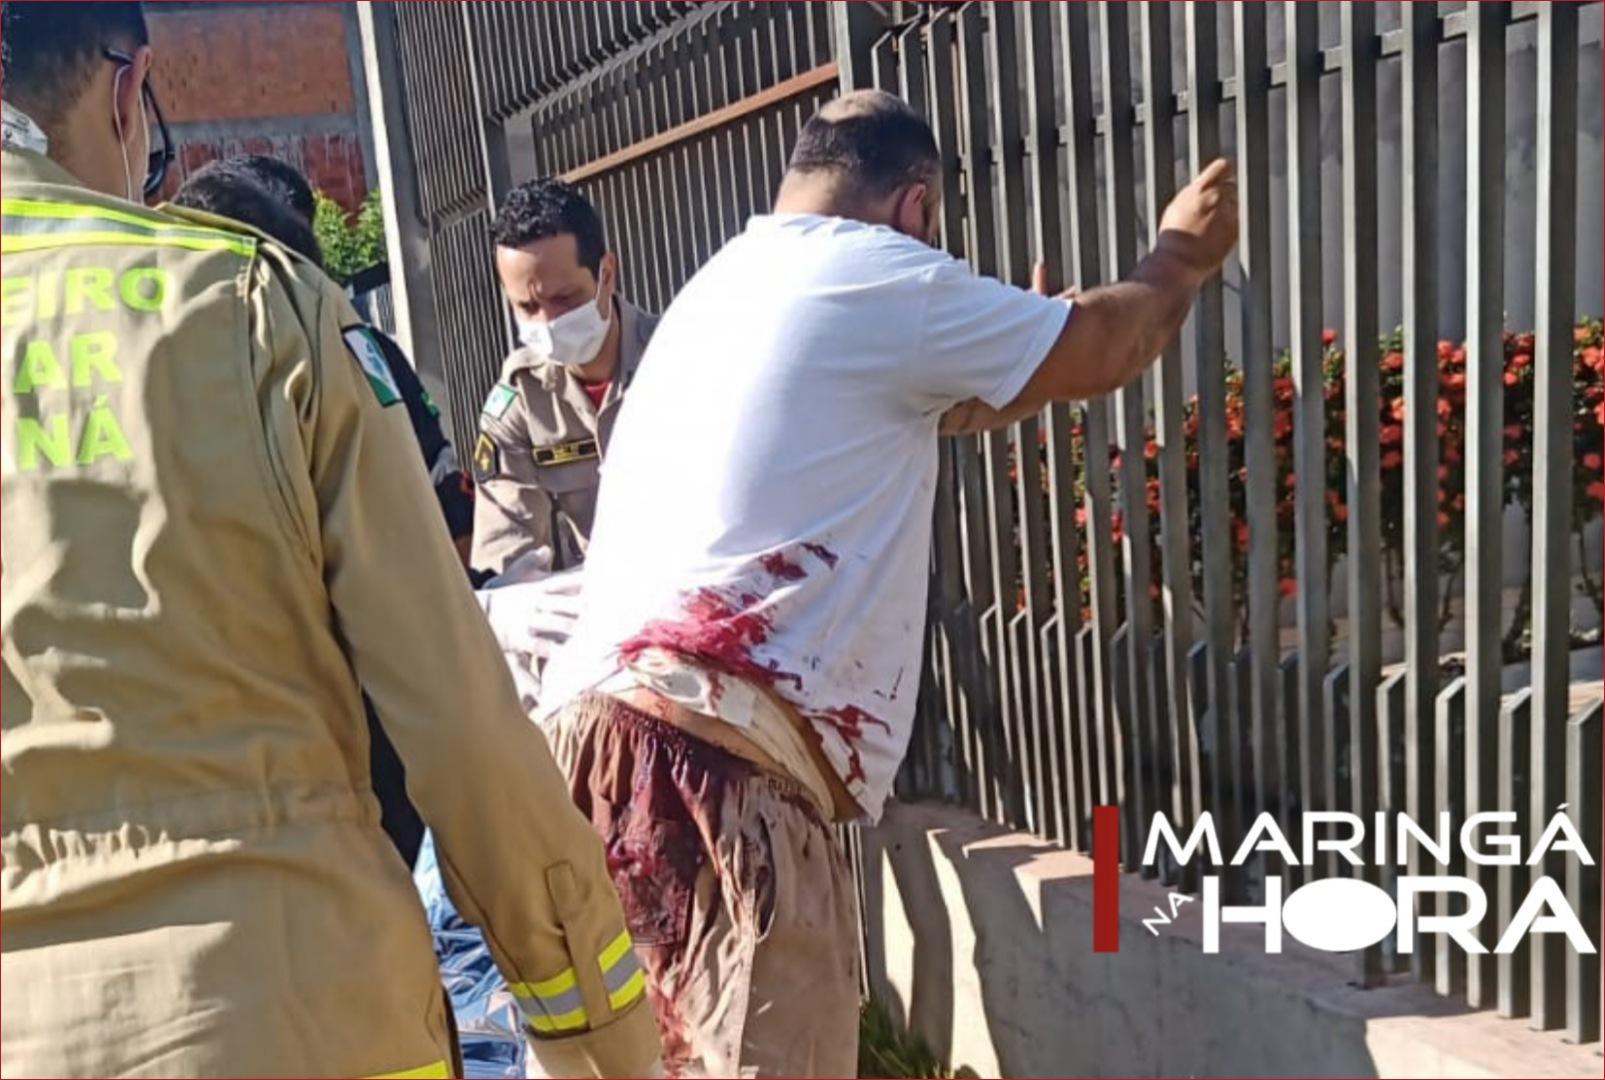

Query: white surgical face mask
517;291;612;370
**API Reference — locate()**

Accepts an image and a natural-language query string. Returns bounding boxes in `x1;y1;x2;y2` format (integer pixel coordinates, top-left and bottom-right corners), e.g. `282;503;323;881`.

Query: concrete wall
858;801;1600;1079
146;1;372;210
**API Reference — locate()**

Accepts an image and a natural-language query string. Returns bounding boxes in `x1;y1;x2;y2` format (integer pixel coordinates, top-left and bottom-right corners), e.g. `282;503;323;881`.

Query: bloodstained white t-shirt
538;213;1070;819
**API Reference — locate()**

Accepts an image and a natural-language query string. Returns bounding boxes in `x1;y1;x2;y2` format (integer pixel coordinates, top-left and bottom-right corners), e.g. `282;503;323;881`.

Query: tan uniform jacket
0;149;658;1079
469;300;658;576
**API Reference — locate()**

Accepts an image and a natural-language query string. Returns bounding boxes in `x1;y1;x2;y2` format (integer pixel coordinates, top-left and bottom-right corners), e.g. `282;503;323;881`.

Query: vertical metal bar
1025;0;1075;848
1064;0;1121;838
956;2;1020;828
1286;0;1328;888
1142;0;1197;854
989;0;1055;840
1463;0;1507;1014
1436;676;1468;997
622;62;656;312
1377;669;1406;971
987;2;1042;833
1235;1;1278;890
1566;699;1603;1044
1533;0;1582;1035
1339;2;1382;987
1498;688;1533;1018
1185;0;1237;895
831;0;884;92
930;9;991;817
751;3;780;205
1100;0;1156;871
643;43;675;309
1399;0;1442;990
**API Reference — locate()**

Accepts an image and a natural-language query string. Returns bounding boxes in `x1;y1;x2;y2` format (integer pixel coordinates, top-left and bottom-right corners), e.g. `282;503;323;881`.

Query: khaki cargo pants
547;693;861;1078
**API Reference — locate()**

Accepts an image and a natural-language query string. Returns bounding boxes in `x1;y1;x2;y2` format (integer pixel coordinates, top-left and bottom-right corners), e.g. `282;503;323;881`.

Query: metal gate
368;0;1603;1045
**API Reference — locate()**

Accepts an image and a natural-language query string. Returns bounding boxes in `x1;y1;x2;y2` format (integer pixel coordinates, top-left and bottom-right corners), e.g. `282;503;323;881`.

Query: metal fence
373;0;1603;1047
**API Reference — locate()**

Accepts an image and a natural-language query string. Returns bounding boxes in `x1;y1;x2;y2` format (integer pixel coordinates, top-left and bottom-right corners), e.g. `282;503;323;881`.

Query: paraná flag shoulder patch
344;326;401;407
482;382;517;420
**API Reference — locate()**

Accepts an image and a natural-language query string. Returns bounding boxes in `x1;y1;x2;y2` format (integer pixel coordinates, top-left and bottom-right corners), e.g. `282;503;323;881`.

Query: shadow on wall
857;802;1597;1080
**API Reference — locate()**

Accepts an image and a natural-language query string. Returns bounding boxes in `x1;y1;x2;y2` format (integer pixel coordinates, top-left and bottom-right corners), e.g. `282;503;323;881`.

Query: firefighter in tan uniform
0;6;658;1076
470;179;658;579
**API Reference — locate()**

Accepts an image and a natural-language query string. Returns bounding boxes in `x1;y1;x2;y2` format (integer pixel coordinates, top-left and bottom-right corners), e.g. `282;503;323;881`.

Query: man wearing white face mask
471;179;660;579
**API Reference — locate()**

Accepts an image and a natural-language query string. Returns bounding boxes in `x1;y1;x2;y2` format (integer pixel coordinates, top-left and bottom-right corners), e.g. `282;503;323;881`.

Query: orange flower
1443;372;1467;391
1453;494;1465;511
1503;423;1523;440
1438;511;1452;528
1333;503;1349;523
1438;464;1451;480
1437;398;1453;419
1438;340;1454;361
1508;352;1532;372
1390;397;1407;422
1503;449;1521;466
1589;481;1605;503
1583;452;1603;471
1279;578;1297;598
1504;372;1520;387
1381;451;1403;469
1322;328;1337;346
1381;424;1403;445
1383;351;1404;372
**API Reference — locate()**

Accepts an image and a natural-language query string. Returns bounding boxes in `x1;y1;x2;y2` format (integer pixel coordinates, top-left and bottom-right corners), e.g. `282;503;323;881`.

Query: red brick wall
168;132;368;212
147;3;369;211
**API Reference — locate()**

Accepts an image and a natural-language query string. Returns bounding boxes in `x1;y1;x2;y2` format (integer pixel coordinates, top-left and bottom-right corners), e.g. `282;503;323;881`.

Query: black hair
490;178;606;276
786;90;939;203
172;165;323;267
220;154;317;224
1;2;149;128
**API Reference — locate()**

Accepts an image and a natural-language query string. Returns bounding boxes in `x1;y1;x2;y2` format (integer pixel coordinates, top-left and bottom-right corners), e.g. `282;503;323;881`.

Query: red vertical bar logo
1093;804;1120;953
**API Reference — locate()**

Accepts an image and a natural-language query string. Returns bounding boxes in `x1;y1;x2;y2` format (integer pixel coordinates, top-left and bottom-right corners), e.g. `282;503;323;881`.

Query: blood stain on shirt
802;542;839;568
806;704;890;788
619;585;803;691
758;550;807;581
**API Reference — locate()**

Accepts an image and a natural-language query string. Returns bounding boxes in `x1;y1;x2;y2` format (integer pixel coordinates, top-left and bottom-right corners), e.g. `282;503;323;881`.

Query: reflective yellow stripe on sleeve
509;965;589;1033
509;929;648;1036
599;928;648;1012
366;1060;450;1079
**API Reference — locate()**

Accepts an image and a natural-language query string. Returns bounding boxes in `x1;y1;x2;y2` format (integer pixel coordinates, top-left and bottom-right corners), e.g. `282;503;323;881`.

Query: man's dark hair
786;90;939;204
172;164;323;267
1;2;149;129
222;154;317;224
490;178;606;276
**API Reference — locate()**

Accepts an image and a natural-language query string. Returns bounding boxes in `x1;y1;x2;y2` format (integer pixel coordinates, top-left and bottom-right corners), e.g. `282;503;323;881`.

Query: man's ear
113;45;154;137
895;181;930;241
598;251;619;315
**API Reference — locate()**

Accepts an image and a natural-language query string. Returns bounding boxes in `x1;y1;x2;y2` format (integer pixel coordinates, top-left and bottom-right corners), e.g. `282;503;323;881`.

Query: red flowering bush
1022;317;1604;652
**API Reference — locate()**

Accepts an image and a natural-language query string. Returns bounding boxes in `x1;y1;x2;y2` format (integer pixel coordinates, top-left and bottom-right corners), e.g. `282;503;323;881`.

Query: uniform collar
2;102;49;154
1;143;89;188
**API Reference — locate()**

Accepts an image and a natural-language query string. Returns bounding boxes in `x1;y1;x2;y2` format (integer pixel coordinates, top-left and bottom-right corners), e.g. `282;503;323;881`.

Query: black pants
365;696;425;866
